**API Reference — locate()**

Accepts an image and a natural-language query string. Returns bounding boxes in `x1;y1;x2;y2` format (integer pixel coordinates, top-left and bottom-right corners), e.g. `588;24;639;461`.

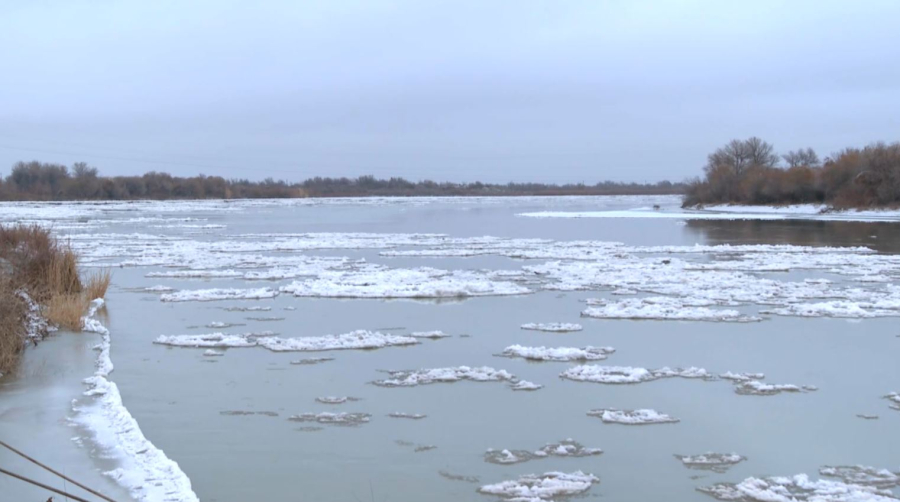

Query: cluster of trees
683;138;900;208
300;175;683;197
0;162;303;200
0;161;685;201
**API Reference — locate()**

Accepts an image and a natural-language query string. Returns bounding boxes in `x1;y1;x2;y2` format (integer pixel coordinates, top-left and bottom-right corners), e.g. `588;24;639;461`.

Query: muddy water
1;195;899;502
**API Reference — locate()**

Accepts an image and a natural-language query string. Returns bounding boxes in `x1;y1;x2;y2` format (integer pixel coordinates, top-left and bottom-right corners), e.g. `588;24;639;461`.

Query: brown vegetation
0;225;109;375
0;161;685;201
683;138;900;208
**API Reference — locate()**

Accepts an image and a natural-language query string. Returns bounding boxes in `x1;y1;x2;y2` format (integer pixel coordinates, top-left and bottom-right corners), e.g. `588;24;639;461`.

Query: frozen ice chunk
587;408;679;425
560;365;710;384
315;396;359;405
510;380;543;391
520;323;583;332
387;412;427;420
676;453;746;473
500;345;615;362
202;349;224;357
582;297;760;322
372;366;515;387
154;330;418;352
161;288;278;302
734;380;815;396
484;440;602;465
698;474;897;501
819;465;900;488
408;330;452;339
478;471;599;501
720;371;766;382
287;412;371;427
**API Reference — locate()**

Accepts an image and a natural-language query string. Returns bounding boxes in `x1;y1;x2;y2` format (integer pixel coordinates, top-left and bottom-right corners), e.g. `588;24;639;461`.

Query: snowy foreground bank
72;299;199;502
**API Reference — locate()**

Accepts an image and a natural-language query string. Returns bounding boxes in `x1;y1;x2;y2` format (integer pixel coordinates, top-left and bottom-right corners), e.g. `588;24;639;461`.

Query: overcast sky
1;1;898;183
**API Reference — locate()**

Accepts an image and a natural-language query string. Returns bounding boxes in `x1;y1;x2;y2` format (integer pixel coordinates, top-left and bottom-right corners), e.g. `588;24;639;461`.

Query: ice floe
315;396;359;405
587;408;680;425
510;380;544;391
72;299;199;502
520;322;583;332
287;412;371;426
205;322;245;329
439;470;480;483
280;267;529;298
395;440;437;453
408;330;452;339
884;392;900;410
675;453;746;473
499;344;615;362
582;297;761;322
290;357;334;365
372;366;515;387
478;471;599;501
720;371;766;382
484;440;602;465
698;474;898;501
819;465;900;488
560;365;710;384
154;330;418;352
202;349;225;357
387;412;427;420
160;287;279;302
734;380;816;396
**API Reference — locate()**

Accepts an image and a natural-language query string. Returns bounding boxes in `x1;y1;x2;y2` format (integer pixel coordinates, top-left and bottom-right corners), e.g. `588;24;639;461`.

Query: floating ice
698;474;898;501
287;412;371;427
500;344;615;362
202;349;225;357
223;306;272;312
280;267;529;298
582;297;760;322
395;440;437;453
290;357;334;365
160;288;278;302
205;322;245;329
884;392;900;410
438;470;480;483
520;323;583;332
408;330;452;339
246;316;284;322
720;371;766;382
154;330;418;352
485;440;602;465
819;465;900;488
478;471;599;501
857;414;879;420
220;410;278;417
388;412;427;420
560;365;710;384
315;396;359;405
676;453;746;473
510;380;543;391
372;366;515;387
587;408;679;425
734;380;815;396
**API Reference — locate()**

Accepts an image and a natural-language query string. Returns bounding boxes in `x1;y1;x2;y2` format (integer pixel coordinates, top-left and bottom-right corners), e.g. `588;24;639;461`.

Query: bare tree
706;137;778;176
782;148;820;168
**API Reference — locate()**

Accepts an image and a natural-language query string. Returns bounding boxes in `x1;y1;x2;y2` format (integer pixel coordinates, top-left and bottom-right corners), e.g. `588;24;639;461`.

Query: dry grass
83;269;112;300
1;225;112;373
0;278;27;374
45;294;90;331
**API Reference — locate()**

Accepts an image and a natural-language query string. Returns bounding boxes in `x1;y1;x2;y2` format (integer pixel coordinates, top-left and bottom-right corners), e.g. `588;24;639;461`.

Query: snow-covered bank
519;204;900;222
72;299;199;502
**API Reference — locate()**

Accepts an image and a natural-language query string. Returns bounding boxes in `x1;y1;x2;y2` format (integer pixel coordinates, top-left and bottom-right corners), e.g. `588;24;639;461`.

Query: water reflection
683;220;900;252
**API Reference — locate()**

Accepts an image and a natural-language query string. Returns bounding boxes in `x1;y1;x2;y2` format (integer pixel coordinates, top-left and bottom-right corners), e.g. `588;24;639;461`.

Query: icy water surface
1;195;899;502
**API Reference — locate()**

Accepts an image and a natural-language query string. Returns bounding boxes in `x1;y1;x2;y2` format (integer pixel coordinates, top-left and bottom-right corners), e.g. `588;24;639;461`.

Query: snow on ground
499;345;615;362
698;474;898;501
587;408;680;425
160;287;279;302
484;440;602;465
581;297;761;322
71;299;199;502
675;453;746;473
154;330;418;352
520;322;583;332
478;471;599;501
560;365;710;384
372;366;515;387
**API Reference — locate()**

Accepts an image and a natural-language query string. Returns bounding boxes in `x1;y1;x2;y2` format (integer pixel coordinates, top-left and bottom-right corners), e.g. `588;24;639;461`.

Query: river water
1;195;898;502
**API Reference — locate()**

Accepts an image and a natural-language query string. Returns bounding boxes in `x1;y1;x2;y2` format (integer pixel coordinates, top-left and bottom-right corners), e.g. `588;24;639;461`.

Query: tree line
683;138;900;208
0;161;684;200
